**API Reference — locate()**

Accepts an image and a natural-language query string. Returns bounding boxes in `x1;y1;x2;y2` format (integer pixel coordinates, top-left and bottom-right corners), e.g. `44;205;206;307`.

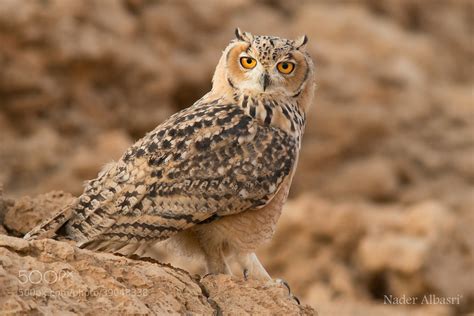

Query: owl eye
277;62;295;74
240;57;257;69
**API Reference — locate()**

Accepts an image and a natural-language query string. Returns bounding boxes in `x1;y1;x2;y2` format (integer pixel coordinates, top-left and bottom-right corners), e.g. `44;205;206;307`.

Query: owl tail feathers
23;205;75;241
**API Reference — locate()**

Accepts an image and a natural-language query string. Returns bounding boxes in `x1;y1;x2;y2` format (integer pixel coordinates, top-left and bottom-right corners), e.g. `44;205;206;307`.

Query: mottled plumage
25;28;316;280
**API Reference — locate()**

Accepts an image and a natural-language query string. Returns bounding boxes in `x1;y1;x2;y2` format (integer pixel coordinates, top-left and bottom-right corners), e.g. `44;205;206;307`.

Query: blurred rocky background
0;0;472;315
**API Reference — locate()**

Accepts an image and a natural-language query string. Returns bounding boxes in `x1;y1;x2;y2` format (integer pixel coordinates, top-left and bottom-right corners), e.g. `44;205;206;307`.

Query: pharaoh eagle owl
25;29;316;280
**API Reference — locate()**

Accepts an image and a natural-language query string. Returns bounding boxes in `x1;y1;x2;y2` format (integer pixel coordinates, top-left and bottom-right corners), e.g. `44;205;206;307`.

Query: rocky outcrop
262;196;473;315
3;191;75;236
0;235;314;315
0;190;314;315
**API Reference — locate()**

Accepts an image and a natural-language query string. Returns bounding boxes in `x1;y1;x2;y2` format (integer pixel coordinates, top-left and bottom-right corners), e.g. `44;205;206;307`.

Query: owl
25;28;316;281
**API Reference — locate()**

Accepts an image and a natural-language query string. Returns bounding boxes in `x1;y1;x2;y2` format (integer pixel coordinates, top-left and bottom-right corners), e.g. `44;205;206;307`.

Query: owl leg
203;247;232;275
236;252;271;281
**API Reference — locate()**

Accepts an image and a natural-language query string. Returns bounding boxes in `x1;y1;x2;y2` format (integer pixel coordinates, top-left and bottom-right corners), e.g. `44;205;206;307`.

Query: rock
355;200;474;301
4;191;75;235
201;275;316;315
0;185;13;230
0;235;314;315
322;157;399;201
260;196;474;314
68;130;132;181
357;234;430;274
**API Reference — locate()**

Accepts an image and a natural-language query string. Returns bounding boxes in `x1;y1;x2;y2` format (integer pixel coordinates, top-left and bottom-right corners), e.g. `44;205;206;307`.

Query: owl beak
261;73;271;91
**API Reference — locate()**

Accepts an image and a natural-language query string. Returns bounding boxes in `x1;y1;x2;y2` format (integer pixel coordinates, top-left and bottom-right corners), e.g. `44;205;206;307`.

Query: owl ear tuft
235;28;253;43
294;35;308;50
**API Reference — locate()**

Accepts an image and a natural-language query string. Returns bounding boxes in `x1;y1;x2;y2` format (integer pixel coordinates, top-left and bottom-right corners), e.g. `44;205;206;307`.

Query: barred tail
23;205;75;240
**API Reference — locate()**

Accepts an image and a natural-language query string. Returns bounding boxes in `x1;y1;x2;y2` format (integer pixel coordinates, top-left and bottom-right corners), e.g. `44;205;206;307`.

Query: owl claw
202;272;216;279
275;278;300;305
275;278;291;294
292;294;301;305
243;268;249;280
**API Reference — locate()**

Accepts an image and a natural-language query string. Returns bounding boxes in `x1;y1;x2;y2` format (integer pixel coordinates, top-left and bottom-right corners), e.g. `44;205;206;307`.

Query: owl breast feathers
25;28;315;279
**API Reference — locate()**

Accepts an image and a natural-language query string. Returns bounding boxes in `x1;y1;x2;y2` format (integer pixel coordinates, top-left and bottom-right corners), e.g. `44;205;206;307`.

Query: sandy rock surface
0;234;313;315
261;196;473;315
4;191;75;236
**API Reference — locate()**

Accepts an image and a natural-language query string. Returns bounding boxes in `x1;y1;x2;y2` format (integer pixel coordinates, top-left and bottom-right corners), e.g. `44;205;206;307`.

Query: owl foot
236;253;300;304
236;252;271;280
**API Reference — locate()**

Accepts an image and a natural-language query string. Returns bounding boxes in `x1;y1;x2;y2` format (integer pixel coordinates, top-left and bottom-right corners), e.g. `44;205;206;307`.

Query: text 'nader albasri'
384;294;463;305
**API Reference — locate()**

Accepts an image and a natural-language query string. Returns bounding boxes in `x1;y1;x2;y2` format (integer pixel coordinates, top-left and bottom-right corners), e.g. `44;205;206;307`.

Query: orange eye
277;62;295;74
240;57;257;69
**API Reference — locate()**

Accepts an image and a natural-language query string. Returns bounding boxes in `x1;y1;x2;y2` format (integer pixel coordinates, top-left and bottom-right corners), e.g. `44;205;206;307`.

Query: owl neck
232;92;306;139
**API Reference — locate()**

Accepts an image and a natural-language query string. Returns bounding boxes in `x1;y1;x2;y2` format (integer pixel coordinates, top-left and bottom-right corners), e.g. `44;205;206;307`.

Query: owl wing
27;99;298;252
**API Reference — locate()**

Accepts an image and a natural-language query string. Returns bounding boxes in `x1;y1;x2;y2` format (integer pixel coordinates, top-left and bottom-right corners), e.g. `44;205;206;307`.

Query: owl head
212;28;315;106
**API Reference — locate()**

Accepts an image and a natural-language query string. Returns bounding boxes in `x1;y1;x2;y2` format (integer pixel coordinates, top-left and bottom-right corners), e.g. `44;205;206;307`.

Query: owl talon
275;278;291;295
275;278;300;304
291;294;301;305
243;268;249;280
202;272;216;279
